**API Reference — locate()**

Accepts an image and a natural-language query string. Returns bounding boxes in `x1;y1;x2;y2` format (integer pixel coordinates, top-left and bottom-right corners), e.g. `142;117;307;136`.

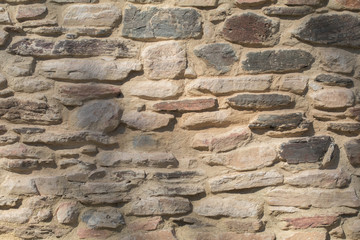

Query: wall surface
0;0;360;239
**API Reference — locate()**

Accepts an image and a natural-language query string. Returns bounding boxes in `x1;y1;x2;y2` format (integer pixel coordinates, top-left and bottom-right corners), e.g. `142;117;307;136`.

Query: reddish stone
16;5;47;22
128;216;162;231
329;0;360;10
284;216;338;229
77;227;112;239
153;98;217;112
122;230;176;240
286;0;322;6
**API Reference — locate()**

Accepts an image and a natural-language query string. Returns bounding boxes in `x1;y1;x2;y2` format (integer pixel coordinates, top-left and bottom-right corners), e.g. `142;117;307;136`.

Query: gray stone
312;88;355;110
0;134;19;146
249;112;305;131
315;74;353;88
12;127;45;134
0;29;9;46
344;138;360;167
0;74;6;90
227;93;293;110
263;6;314;16
128;80;183;100
0;158;39;172
285;0;323;6
4;56;35;77
145;183;205;197
82;208;125;229
15;5;47;22
1;177;38;195
129;197;191;216
121;111;174;131
0;196;19;207
8;76;53;93
176;0;217;7
127;0;163;3
327;122;360;133
343;218;360;240
56;201;79;224
0;10;11;24
319;48;355;74
34;176;68;196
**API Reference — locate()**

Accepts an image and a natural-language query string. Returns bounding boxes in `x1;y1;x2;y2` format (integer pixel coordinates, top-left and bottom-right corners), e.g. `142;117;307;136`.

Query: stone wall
0;0;359;239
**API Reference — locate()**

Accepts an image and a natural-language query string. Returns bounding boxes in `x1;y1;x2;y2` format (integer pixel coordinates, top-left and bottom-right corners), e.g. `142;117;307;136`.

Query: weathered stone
293;13;360;48
0;207;32;224
62;4;121;27
129;197;191;216
263;6;314;16
249;112;305;131
151;171;202;181
194;196;262;218
122;5;202;40
16;5;47;22
179;110;232;130
277;74;308;95
278;231;327;240
319;48;355;74
142;41;186;80
228;93;293;110
194;43;238;73
0;158;39;172
122;110;174;131
329;0;360;10
0;125;6;135
1;176;38;195
0;196;19;207
0;134;19;146
283;215;338;229
236;0;270;7
242;50;314;73
187;75;272;96
266;187;360;208
153;98;217;112
71;100;121;133
327;122;360;133
145;183;205;197
222;13;279;46
128;216;162;231
0;89;14;98
315;74;353;88
195;232;275;240
177;0;217;7
56;201;79;224
97;151;178;168
34;176;68;196
4;56;35;77
39;59;142;81
209;170;283;193
285;0;323;6
9;38;138;58
9;76;53;93
312;88;354;110
0;10;11;24
311;109;346;121
128;80;183;100
279;136;333;164
77;227;112;239
344;138;360;167
55;82;121;106
0;29;8;46
0;143;41;159
122;230;177;240
128;0;163;3
0;74;6;90
12;127;45;134
346;106;360;121
343;218;360;240
82;208;125;229
222;219;263;233
15;224;71;239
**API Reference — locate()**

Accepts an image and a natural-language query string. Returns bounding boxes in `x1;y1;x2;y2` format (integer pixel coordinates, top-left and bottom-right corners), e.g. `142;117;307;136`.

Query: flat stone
77;228;112;239
187;75;272;96
176;0;217;7
278;231;327;240
121;111;173;131
283;215;338;229
179;110;232;130
153;98;217;112
343;218;360;240
122;5;202;40
277;74;308;95
195;232;275;240
222;219;263;233
128;0;163;3
0;143;40;159
151;171;202;181
9;76;53;93
315;74;353;88
327;122;360;133
56;201;79;224
319;48;355;74
142;41;186;80
129;197;191;216
194;43;238;73
16;5;47;22
209;170;283;193
82;208;125;229
242;50;314;73
0;10;11;24
145;183;205;197
249;112;305;131
9;38;138;58
0;158;39;172
122;230;177;240
227;93;293;110
0;134;19;146
0;196;19;207
0;125;6;135
312;88;354;110
128;216;162;231
62;4;121;27
263;6;314;16
285;0;323;6
0;207;32;224
12;127;45;134
344;138;360;167
222;13;279;46
39;59;142;81
55;82;121;106
15;224;71;239
128;80;183;100
346;106;360;121
266;187;360;208
236;0;271;7
4;56;35;77
328;0;360;10
194;196;262;218
0;29;8;46
34;176;68;196
1;176;38;195
312;110;346;121
293;13;360;48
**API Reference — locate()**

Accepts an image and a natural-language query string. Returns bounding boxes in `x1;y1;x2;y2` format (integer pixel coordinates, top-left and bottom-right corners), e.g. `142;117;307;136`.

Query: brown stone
128;216;162;231
177;0;217;7
263;6;314;16
122;230;177;240
121;111;174;131
343;218;360;239
56;201;79;224
0;29;8;46
249;112;306;131
129;197;191;216
285;0;323;6
329;0;360;10
223;219;263;233
344;138;360;167
346;106;360;121
283;215;338;229
278;231;327;240
236;0;270;7
327;122;360;133
179;110;233;130
312;88;354;110
153;98;217;112
195;232;275;240
77;228;112;239
16;5;47;22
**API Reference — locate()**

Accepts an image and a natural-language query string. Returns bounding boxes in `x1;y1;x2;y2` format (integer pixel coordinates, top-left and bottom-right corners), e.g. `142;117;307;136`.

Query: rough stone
82;208;125;229
346;106;360;121
4;56;35;77
0;74;6;90
129;197;191;216
319;48;355;74
12;127;45;134
312;88;354;110
153;98;217;112
327;122;360;133
121;111;174;131
222;219;263;233
344;138;360;167
328;0;360;10
277;74;308;95
0;134;19;146
0;29;8;46
128;216;162;231
0;207;32;224
236;0;270;7
343;218;360;240
128;0;163;3
122;230;177;240
145;183;205;197
9;76;53;93
128;80;183;100
0;10;11;24
194;43;238;73
285;0;323;6
227;93;293;110
177;0;217;7
77;227;112;239
315;74;353;88
16;5;47;22
263;6;314;16
195;232;275;240
242;50;314;73
34;176;68;196
279;231;327;240
179;110;232;130
249;112;305;131
283;215;338;229
0;196;19;207
15;224;71;239
56;201;79;224
222;13;279;46
0;158;39;172
122;5;202;40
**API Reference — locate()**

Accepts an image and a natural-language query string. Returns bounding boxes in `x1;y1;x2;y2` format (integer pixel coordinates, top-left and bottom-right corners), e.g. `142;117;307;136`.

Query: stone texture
227;93;293;110
34;176;68;196
179;110;232;130
129;197;191;216
194;43;238;73
222;219;263;233
77;228;112;239
153;98;217;112
145;183;205;197
195;232;275;240
242;50;314;73
263;6;314;16
327;122;360;133
344;138;360;167
277;75;308;94
0;29;8;46
0;10;11;24
121;111;174;131
176;0;217;7
236;0;270;6
283;215;338;229
122;230;177;240
222;13;279;46
128;216;162;231
278;231;327;240
82;208;125;229
8;76;53;93
328;0;360;10
128;0;163;3
346;106;360;121
122;5;202;40
56;201;79;224
312;88;354;110
4;56;35;77
315;74;353;88
16;5;47;22
128;80;183;100
343;218;360;240
1;176;38;195
285;0;323;5
249;112;306;131
319;48;355;74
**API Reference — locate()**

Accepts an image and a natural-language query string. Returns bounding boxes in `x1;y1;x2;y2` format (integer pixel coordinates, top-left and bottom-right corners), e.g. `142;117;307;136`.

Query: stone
279;136;333;164
142;41;186;80
0;10;11;24
0;125;6;135
266;187;360;208
344;138;360;167
77;228;112;239
206;144;277;171
187;75;272;96
277;74;308;95
15;224;72;239
343;218;360;239
0;158;39;172
263;6;314;16
145;183;205;197
122;5;202;40
209;170;283;193
16;5;47;22
71;100;121;133
12;127;45;134
8;76;53;93
312;88;354;110
55;82;121;106
285;0;323;5
236;0;270;7
56;201;79;224
129;197;191;216
315;74;353;88
194;196;262;218
153;98;217;112
151;171;202;181
128;216;162;231
195;232;275;240
62;4;121;27
222;13;279;46
0;207;32;224
122;230;177;240
121;111;173;131
319;48;355;74
179;110;232;130
227;93;293;110
0;29;8;46
1;176;38;195
128;0;163;3
0;143;40;159
242;50;314;73
283;215;338;229
128;80;183;100
193;43;238;73
293;13;360;48
9;38;138;58
34;176;68;196
0;74;6;90
0;89;14;98
0;134;19;146
328;0;360;10
177;0;217;7
249;112;305;131
39;59;142;81
0;196;19;207
327;122;360;133
222;219;263;233
279;231;327;240
4;56;35;77
346;106;360;121
82;208;125;229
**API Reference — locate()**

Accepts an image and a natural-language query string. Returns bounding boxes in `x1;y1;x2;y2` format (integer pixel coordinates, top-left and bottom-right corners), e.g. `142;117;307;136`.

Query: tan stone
343;218;360;240
312;88;354;110
177;0;217;6
195;232;275;240
129;197;191;216
277;74;308;95
128;80;183;100
278;231;327;240
121;111;174;131
122;230;177;240
0;29;8;46
16;5;47;22
329;0;360;10
179;110;232;130
128;216;162;231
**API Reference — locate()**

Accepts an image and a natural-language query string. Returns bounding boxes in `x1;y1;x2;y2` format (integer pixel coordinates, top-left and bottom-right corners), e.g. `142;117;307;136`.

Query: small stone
128;216;162;231
129;197;191;216
128;0;163;3
242;49;314;73
56;201;79;224
194;43;238;73
121;111;173;131
0;158;39;172
0;196;19;207
12;127;45;134
328;0;360;10
0;207;32;224
128;80;183;100
0;74;6;90
285;0;323;6
82;208;125;229
319;48;355;74
311;109;345;121
0;29;8;46
77;228;112;239
152;171;202;181
0;134;19;146
4;56;35;77
283;215;338;229
9;76;53;93
330;226;345;238
249;112;305;131
15;224;72;239
176;0;217;7
179;110;232;130
315;74;353;88
223;219;263;233
343;218;360;239
16;5;47;22
0;10;11;24
122;230;177;240
312;88;354;110
153;98;217;112
227;93;293;110
346;106;360;121
34;176;68;196
0;89;14;98
145;182;205;197
277;74;308;95
222;13;279;46
278;231;327;240
327;122;360;133
344;138;360;167
236;0;271;7
263;6;314;16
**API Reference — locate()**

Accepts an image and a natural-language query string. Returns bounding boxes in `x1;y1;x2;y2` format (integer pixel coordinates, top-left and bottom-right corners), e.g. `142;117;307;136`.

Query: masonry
0;0;359;239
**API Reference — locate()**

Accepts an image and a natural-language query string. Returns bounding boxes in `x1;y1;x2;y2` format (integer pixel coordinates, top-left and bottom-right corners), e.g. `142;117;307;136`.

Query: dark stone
227;93;292;110
249;112;305;130
0;125;7;135
327;122;360;133
222;12;279;46
346;106;360;121
13;127;45;134
263;6;314;17
242;50;314;73
344;138;360;167
152;171;201;180
315;74;354;88
122;5;202;40
153;98;217;112
293;13;360;48
82;208;125;229
279;136;333;164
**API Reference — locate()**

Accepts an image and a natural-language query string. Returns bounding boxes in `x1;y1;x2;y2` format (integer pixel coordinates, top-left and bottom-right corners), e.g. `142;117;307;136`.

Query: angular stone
142;41;186;80
4;56;35;77
329;0;360;10
77;228;112;239
327;122;360;133
128;80;183;100
55;82;121;106
343;218;360;239
266;187;360;208
195;232;275;240
128;216;162;231
71;100;121;133
194;43;238;73
145;183;204;197
177;0;217;7
12;127;45;134
249;112;305;131
153;98;217;112
187;75;272;96
315;74;353;88
283;215;338;229
128;0;163;3
0;10;11;24
9;38;138;58
228;93;293;110
129;197;191;216
0;158;39;172
34;176;68;196
56;201;79;224
1;176;38;195
0;196;19;207
222;219;263;233
0;134;19;146
39;59;142;81
82;208;125;229
122;230;177;240
9;76;53;93
319;48;355;74
16;5;47;22
194;196;262;218
344;138;360;167
279;231;327;240
285;0;323;5
121;111;173;131
346;106;360;121
263;6;314;16
293;13;360;48
179;110;232;130
122;5;202;40
15;224;71;239
209;170;283;193
277;74;308;95
0;207;32;224
0;29;8;46
312;88;354;110
236;0;270;6
62;4;121;27
222;13;279;46
0;143;39;159
242;50;314;73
